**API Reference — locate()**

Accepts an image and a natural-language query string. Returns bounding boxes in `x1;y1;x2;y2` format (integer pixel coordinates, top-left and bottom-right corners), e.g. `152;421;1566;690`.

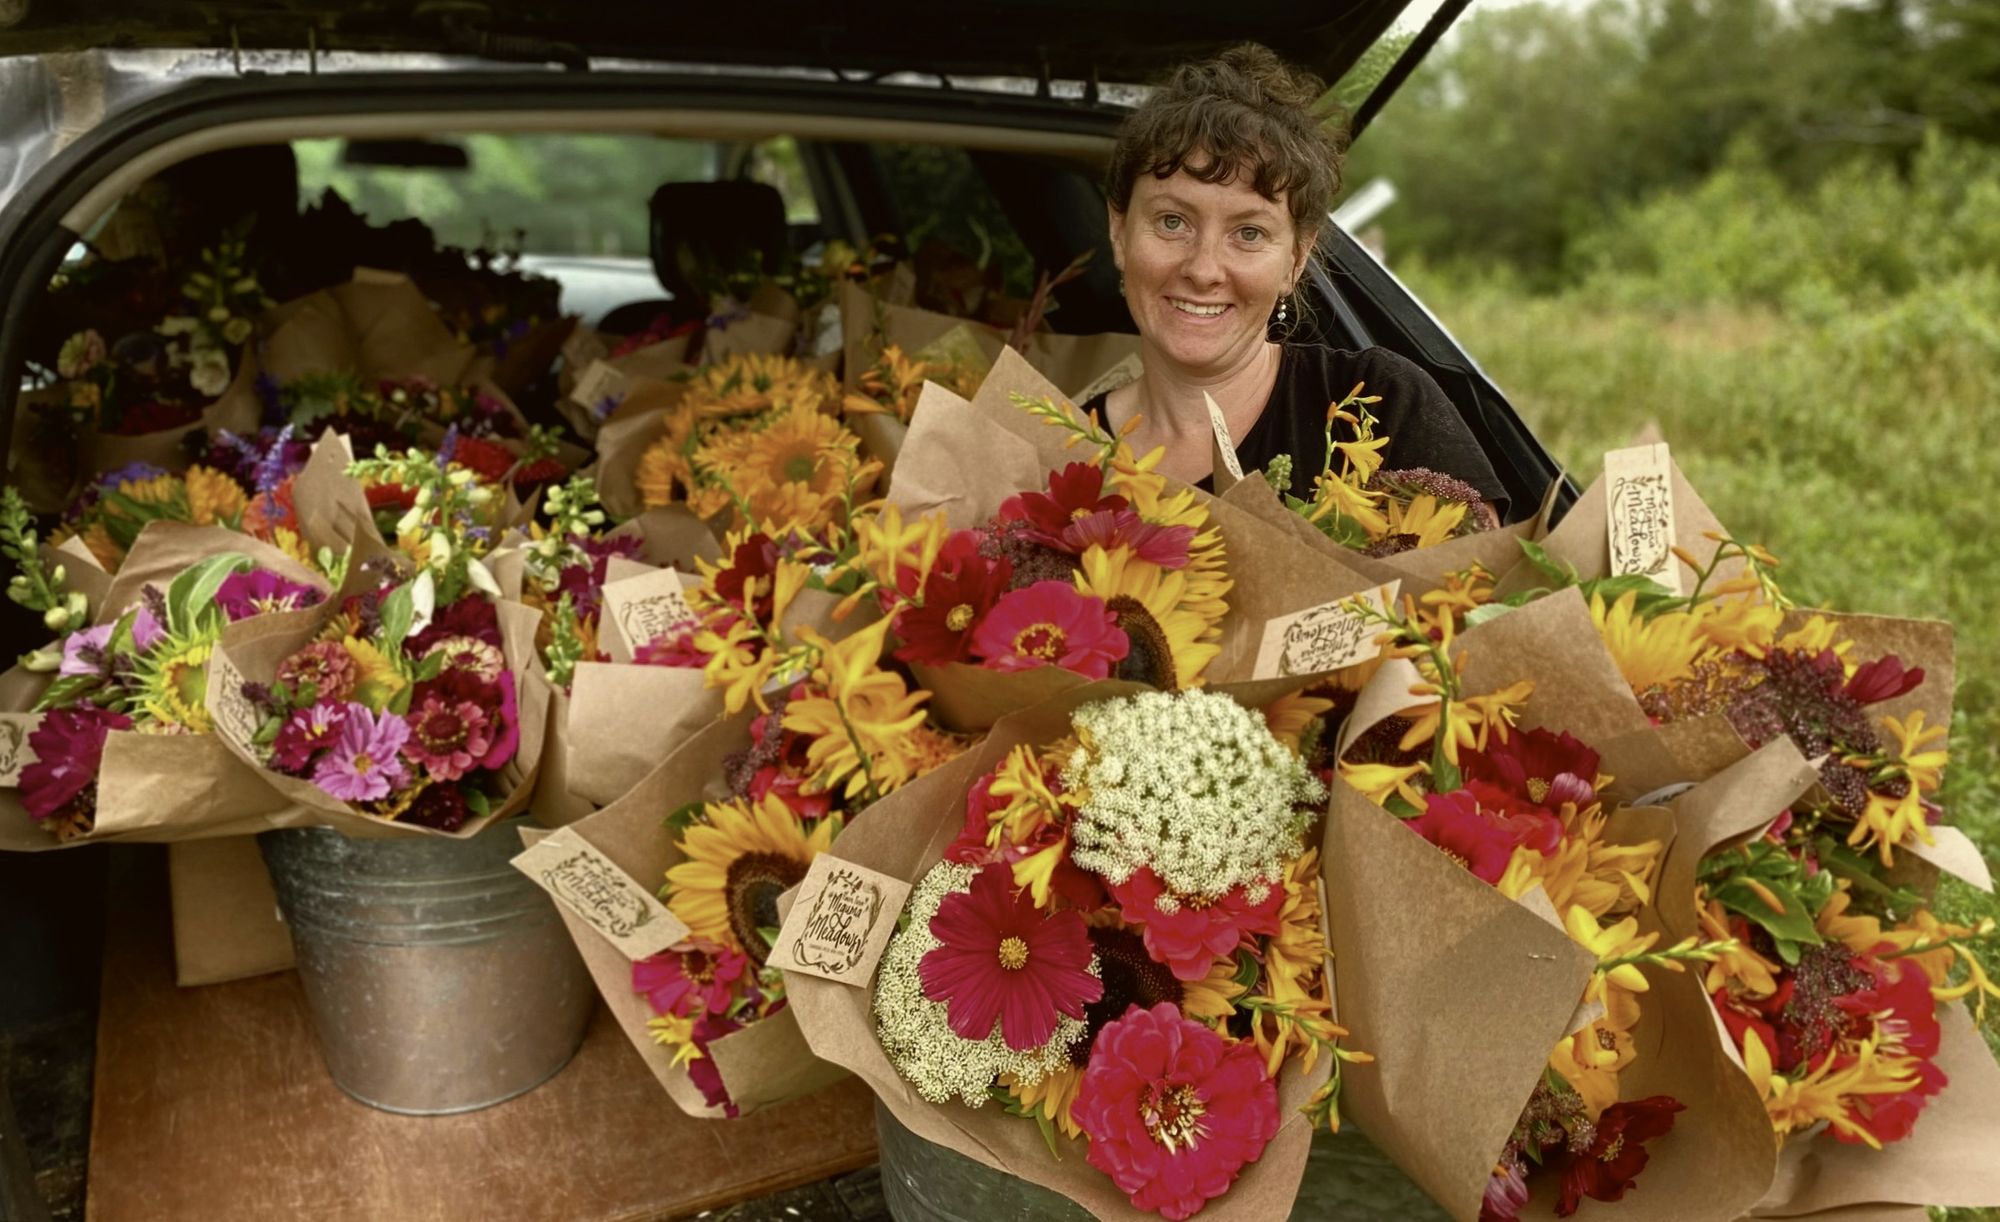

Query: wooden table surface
86;875;879;1222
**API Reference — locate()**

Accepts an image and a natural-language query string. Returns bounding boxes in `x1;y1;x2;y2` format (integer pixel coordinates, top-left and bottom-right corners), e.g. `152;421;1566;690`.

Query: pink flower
633;939;749;1018
968;581;1128;678
22;706;131;822
920;862;1103;1051
1410;789;1532;884
310;703;412;802
1074;1002;1280;1220
634;621;706;668
215;569;322;621
58;624;114;679
276;642;358;705
1109;867;1283;982
404;695;493;782
271;700;350;773
478;672;519;771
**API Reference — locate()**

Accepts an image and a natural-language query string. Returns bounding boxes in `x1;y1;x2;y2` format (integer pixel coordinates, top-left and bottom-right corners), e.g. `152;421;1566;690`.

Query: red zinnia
894;551;1012;667
1074;1002;1280;1220
999;462;1127;537
633;938;749;1018
1461;727;1601;812
969;581;1128;678
919;862;1103;1051
1109;867;1283;983
1553;1095;1683;1216
1410;789;1537;884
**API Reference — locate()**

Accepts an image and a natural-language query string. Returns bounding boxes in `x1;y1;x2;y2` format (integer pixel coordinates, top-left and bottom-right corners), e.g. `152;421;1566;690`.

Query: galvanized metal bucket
258;817;596;1115
872;1098;1449;1220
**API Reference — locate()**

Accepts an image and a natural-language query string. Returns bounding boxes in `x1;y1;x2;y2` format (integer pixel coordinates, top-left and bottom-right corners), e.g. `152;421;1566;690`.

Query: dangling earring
1118;272;1126;295
1275;286;1290;326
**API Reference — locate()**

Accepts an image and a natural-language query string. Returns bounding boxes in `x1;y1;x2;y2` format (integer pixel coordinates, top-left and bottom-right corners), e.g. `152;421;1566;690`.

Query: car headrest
648;180;790;311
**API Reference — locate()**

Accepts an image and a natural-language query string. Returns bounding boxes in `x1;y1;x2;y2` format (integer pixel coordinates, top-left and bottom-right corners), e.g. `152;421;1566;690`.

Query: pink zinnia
21;706;131;821
1074;1002;1281;1220
311;703;412;802
969;581;1128;678
404;695;493;782
1110;867;1284;982
919;862;1103;1051
276;641;359;704
271;700;350;773
633;939;749;1018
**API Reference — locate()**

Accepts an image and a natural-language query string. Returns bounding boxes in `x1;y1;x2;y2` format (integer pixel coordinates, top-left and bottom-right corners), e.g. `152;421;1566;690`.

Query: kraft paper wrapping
591;405;675;523
0;521;338;850
783;680;1333;1221
202;591;549;840
167;836;295;985
1649;744;2000;1218
839;280;1141;402
71;349;265;499
1492;453;1734;600
563;662;722;808
700;310;797;364
548;713;850;1118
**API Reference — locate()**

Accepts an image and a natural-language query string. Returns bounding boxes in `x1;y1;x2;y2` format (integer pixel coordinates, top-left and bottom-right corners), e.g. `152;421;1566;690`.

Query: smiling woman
1090;44;1508;518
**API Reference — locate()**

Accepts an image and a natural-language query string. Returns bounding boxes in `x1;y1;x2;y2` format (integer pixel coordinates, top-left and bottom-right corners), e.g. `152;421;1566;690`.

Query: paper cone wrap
783;680;1334;1221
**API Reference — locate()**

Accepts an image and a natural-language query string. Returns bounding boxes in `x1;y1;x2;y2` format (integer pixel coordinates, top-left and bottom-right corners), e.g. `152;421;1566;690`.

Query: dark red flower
998;462;1126;536
1843;655;1925;706
1411;789;1541;884
712;533;780;620
1554;1096;1683;1216
686;1010;743;1117
21;706;131;821
747;765;831;821
408;593;504;653
450;435;516;483
894;551;1012;666
402;784;469;832
1829;963;1946;1145
1462;727;1601;812
1109;866;1283;982
920;862;1102;1050
364;482;417;513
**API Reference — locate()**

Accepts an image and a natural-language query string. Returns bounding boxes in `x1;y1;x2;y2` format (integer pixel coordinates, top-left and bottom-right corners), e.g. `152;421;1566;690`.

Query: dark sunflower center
1074;926;1184;1065
724;851;809;966
1106;595;1175;690
783;454;817;482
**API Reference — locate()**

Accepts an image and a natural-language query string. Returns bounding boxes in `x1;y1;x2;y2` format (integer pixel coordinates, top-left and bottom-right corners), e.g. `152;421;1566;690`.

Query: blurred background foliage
1339;2;2000;1139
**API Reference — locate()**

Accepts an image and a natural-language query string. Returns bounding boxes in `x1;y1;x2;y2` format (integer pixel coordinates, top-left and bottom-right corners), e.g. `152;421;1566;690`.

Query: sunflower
1381;494;1464;550
132;633;216;732
1003;1064;1085;1138
1071;544;1223;690
696;403;874;531
635;408;698;509
682;352;836;418
666;792;834;964
1106;454;1231;612
1589;590;1710;696
1263;690;1335;757
185;464;248;526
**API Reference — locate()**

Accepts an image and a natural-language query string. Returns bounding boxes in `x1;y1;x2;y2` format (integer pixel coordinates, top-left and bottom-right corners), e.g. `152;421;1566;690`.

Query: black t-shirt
1083;343;1511;520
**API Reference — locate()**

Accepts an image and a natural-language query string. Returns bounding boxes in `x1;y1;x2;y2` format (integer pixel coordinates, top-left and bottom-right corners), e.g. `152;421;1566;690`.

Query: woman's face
1109;166;1311;378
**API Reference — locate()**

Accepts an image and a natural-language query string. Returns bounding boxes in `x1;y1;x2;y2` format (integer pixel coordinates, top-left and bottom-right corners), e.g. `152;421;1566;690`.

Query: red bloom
1074;1002;1281;1220
969;581;1128;678
712;533;780;620
1462;727;1600;812
894;551;1012;666
747;765;832;821
633;938;749;1018
404;695;494;782
1553;1096;1683;1216
1109;867;1283;983
943;767;1107;911
1058;509;1195;569
364;482;417;513
477;672;520;771
920;862;1103;1050
999;462;1127;536
450;434;516;483
409;593;504;653
1462;780;1567;857
403;784;470;832
634;619;708;668
1844;655;1925;706
687;1010;743;1117
1410;789;1537;884
21;706;131;821
1829;963;1946;1145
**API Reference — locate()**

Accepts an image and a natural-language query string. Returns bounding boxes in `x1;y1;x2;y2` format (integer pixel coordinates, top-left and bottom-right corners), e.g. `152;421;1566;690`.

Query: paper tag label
568;359;632;412
511;826;689;960
1254;582;1399;679
601;567;697;662
208;651;261;752
0;714;42;787
1204;391;1244;482
1604;443;1680;594
770;855;912;986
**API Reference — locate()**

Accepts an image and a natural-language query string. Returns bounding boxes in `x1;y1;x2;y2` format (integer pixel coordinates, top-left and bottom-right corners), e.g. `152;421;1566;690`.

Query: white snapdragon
1064;689;1325;898
874;861;1088;1106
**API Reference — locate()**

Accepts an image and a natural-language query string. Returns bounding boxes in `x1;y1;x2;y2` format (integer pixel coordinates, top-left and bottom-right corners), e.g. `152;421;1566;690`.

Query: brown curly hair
1105;44;1350;248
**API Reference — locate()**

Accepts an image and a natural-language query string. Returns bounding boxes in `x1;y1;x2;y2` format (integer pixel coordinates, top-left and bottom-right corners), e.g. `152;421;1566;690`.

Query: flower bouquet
782;681;1363;1220
53;460;260;573
1;499;330;847
258;268;483;390
546;609;966;1117
202;441;548;838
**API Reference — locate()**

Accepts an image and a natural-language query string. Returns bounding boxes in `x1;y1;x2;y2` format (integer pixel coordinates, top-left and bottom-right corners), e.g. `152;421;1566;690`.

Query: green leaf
1231;949;1263;990
1462;602;1519;629
1577;573;1684;617
465;788;492;817
170;553;250;635
378;582;416;653
664;800;706;836
1712;875;1823;953
1517;537;1578;586
32;673;104;712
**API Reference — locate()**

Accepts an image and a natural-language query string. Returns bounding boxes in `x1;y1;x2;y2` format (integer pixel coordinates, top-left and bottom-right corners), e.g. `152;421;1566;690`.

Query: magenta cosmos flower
215;569;323;622
919;861;1102;1051
22;706;131;821
310;703;412;802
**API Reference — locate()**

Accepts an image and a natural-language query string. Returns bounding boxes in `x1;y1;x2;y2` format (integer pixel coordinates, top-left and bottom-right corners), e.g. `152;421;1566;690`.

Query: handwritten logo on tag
1254;583;1399;680
209;653;261;751
1604;444;1680;594
511;827;690;961
568;360;631;412
0;715;40;786
601;567;697;662
771;855;912;987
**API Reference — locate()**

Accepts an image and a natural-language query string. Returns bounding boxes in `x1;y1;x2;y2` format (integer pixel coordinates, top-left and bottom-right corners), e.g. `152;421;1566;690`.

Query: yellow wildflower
784;619;930;798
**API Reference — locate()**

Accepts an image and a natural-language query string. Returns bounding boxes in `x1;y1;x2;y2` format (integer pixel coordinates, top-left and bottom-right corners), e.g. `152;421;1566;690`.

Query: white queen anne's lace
874;861;1089;1106
1064;689;1324;898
